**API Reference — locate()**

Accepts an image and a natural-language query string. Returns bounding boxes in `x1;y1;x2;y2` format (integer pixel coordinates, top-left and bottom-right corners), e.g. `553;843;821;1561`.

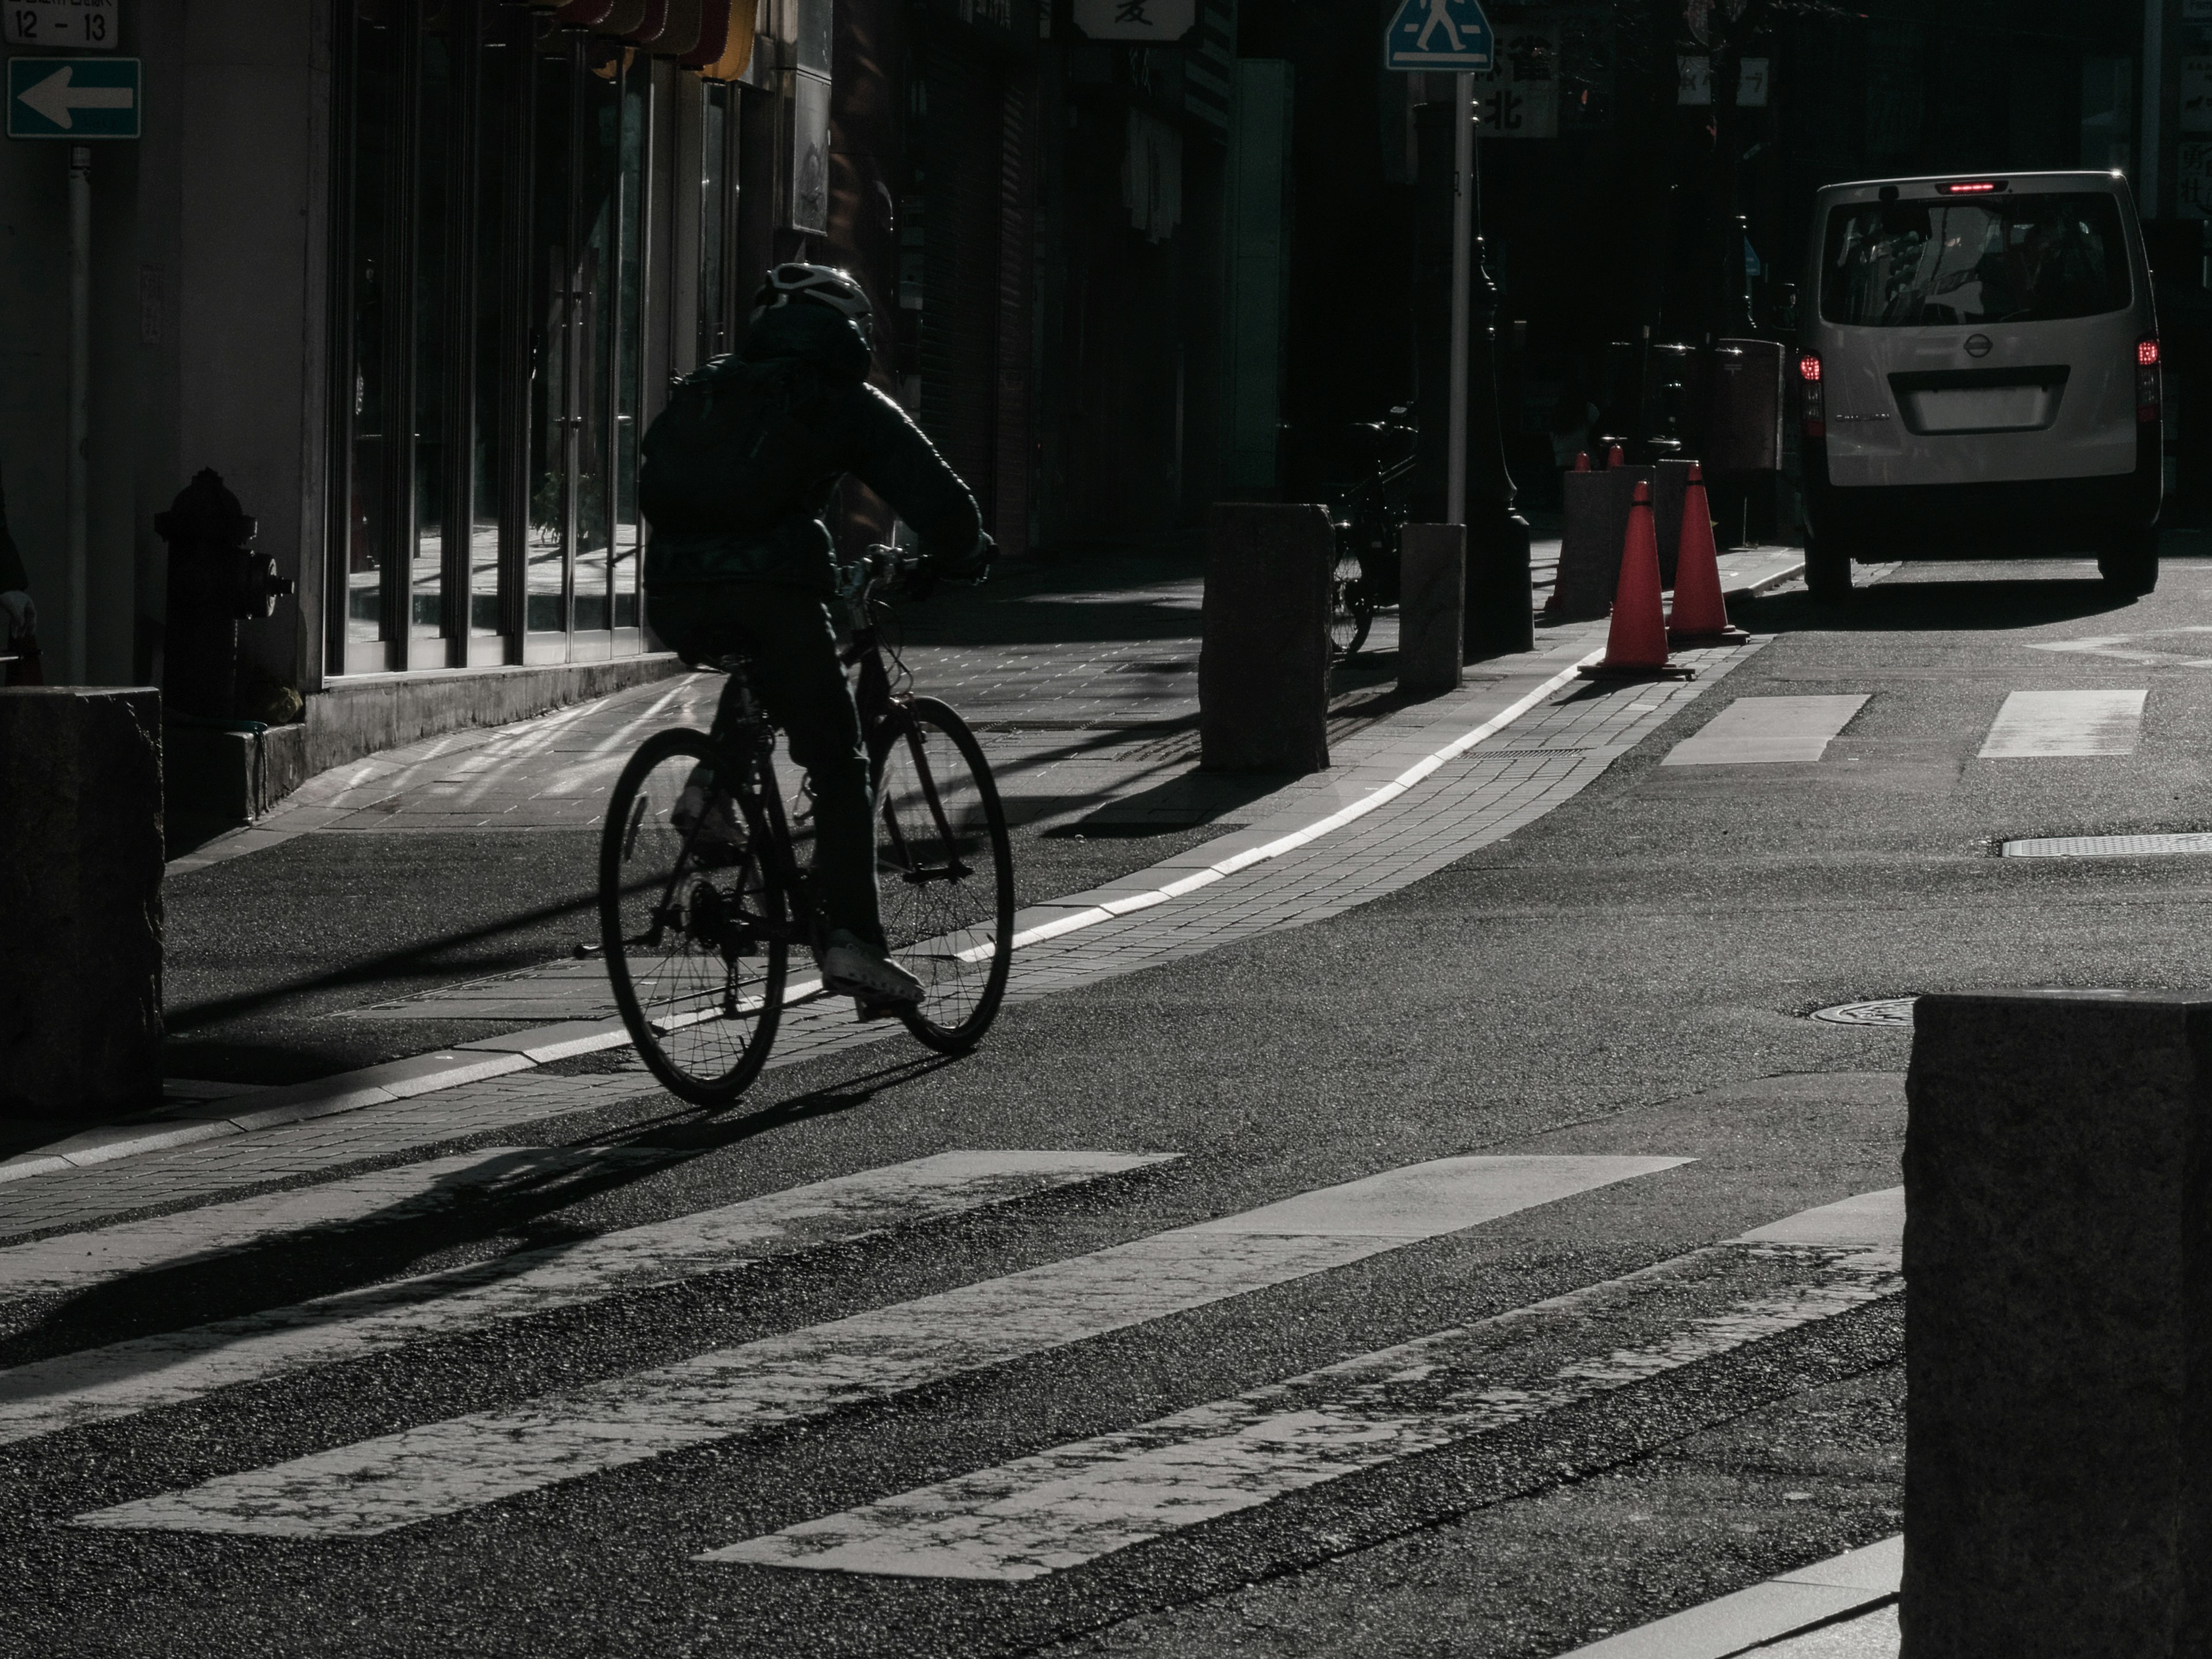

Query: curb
1558;1535;1899;1658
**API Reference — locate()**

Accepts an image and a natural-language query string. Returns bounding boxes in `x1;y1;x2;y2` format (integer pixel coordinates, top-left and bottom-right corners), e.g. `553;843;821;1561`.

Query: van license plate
1906;385;2054;433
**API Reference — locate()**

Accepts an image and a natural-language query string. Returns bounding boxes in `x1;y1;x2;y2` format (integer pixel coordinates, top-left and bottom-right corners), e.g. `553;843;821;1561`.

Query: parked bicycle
1323;409;1419;657
597;545;1016;1105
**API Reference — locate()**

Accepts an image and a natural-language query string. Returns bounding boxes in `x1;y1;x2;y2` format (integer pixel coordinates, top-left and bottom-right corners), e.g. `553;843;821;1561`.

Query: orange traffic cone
1571;451;1591;472
1580;480;1694;681
1667;464;1749;646
1606;443;1626;468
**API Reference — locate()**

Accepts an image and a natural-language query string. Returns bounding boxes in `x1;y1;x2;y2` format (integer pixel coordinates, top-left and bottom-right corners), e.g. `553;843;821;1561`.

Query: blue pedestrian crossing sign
1384;0;1494;71
7;56;140;139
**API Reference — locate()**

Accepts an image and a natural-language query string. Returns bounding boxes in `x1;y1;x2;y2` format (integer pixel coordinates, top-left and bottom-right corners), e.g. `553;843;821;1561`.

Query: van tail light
2138;336;2162;425
1797;350;1825;438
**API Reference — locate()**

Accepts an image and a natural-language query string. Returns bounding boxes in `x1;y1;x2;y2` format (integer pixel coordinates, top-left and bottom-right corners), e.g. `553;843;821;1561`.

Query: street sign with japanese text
3;0;118;51
7;54;137;137
1385;0;1494;72
1071;0;1198;44
1474;22;1557;138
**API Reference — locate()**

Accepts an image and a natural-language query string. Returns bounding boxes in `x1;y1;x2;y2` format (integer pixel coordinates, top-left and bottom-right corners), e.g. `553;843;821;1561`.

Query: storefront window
335;1;668;674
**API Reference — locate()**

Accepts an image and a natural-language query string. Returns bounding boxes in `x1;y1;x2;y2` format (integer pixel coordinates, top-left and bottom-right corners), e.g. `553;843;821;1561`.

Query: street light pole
1456;94;1532;658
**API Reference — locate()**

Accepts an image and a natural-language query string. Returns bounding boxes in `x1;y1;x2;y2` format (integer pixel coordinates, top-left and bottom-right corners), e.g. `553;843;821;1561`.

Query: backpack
639;355;840;537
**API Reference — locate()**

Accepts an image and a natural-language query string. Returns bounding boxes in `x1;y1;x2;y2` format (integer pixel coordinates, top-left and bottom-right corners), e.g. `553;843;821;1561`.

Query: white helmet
751;263;874;334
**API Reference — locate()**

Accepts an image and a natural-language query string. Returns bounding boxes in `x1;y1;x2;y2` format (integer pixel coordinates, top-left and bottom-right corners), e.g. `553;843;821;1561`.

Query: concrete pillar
0;688;165;1120
1397;524;1465;695
1200;503;1331;774
1904;989;2212;1658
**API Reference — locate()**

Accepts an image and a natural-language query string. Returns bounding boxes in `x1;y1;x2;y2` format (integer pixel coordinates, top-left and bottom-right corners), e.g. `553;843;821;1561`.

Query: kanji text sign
7;54;137;137
1385;0;1494;71
1071;0;1198;43
4;1;118;50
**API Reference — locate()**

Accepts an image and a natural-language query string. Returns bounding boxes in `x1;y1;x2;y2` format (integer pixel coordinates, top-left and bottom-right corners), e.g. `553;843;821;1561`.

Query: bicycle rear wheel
1330;552;1372;658
600;728;789;1104
870;697;1016;1052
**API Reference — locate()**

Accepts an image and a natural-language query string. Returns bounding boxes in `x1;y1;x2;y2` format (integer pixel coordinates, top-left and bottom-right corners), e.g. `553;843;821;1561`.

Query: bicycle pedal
852;995;900;1022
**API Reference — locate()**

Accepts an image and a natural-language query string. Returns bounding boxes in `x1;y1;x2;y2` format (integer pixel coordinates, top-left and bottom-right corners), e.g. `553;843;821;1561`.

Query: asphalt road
14;551;2212;1657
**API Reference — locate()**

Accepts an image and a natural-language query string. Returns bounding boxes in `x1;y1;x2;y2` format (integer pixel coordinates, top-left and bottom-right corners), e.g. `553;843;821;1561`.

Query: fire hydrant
156;469;294;719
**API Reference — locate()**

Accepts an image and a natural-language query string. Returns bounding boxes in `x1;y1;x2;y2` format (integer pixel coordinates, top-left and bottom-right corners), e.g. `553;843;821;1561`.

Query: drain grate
2003;832;2212;859
1809;998;1917;1028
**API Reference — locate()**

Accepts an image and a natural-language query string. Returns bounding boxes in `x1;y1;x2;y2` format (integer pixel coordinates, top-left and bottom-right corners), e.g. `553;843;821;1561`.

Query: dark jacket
641;305;982;596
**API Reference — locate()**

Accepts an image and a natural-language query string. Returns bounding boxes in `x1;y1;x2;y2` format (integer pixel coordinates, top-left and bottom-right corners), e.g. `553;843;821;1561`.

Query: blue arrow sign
1384;0;1494;71
8;56;140;139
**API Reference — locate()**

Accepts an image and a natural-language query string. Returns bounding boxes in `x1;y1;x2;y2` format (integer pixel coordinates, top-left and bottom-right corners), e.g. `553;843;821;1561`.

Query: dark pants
649;581;882;952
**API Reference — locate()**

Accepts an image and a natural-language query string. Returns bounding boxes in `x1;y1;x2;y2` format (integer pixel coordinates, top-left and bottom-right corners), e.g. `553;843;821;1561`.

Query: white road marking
700;1195;1902;1580
1662;696;1868;766
0;1148;634;1301
1978;689;2146;758
75;1156;1686;1537
1;1152;1170;1449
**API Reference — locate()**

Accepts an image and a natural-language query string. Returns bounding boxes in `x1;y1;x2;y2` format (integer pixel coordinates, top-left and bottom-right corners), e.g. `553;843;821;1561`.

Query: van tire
1804;533;1854;601
2099;532;2159;597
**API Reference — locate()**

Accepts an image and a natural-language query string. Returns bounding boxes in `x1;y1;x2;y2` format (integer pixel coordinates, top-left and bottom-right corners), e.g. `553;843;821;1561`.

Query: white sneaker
672;775;745;853
818;929;925;1006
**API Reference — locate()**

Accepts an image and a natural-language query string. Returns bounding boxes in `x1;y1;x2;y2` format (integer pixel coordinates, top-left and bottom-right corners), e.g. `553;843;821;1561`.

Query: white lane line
700;1195;1903;1580
3;1152;1170;1449
967;650;1610;959
0;1148;649;1302
1661;696;1868;766
1978;689;2146;758
75;1155;1687;1538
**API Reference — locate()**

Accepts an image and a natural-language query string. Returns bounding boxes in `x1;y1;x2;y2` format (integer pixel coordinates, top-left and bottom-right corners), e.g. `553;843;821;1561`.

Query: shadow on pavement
0;1051;959;1377
1738;575;2138;635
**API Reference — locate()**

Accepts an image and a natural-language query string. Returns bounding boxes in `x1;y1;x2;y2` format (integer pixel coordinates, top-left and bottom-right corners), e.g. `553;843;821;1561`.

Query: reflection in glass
412;24;453;641
698;82;728;363
470;25;516;637
571;40;622;637
615;51;648;631
347;7;399;647
527;38;573;635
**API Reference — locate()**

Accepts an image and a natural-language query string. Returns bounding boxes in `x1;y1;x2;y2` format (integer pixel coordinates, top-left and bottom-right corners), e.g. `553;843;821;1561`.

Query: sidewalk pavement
0;541;1804;1228
1560;1535;1899;1658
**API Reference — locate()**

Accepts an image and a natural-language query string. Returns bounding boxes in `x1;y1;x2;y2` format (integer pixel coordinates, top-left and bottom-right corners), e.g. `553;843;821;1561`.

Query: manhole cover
1809;998;1918;1028
2003;832;2212;858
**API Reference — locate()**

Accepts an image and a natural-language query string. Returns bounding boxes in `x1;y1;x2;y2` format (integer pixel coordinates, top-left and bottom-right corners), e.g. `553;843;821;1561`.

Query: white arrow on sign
19;66;133;129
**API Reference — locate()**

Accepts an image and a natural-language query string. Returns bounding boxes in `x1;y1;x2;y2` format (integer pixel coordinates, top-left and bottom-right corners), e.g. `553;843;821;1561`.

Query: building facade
2;0;1288;775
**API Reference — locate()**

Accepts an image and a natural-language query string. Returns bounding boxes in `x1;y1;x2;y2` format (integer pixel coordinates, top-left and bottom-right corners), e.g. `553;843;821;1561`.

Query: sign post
1385;2;1493;527
10;56;139;683
1387;0;1527;659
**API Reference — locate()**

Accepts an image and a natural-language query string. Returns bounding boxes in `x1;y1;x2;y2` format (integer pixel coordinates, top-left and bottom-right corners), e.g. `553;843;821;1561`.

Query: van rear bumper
1802;426;2161;554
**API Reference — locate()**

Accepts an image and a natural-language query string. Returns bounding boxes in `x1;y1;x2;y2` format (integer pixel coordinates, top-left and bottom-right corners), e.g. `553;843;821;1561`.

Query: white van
1797;171;2162;598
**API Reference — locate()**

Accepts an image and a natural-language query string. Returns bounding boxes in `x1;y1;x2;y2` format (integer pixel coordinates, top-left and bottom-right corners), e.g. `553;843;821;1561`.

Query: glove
931;533;996;585
0;590;33;643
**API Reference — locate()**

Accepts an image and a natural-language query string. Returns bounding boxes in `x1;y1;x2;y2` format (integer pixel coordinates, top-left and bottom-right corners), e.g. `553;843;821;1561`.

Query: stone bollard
1397;524;1465;695
1200;503;1331;774
1904;989;2212;1657
1551;461;1696;619
0;688;165;1120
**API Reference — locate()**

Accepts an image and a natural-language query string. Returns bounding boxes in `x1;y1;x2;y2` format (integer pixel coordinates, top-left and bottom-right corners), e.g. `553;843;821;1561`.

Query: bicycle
1324;410;1419;658
597;546;1016;1105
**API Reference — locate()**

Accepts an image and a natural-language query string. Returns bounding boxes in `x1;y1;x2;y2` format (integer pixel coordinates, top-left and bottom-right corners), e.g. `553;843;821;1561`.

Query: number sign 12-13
6;1;119;50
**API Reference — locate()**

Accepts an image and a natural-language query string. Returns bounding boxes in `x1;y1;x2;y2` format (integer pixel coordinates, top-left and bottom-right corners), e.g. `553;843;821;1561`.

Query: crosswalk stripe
0;1147;661;1301
1;1151;1172;1449
699;1191;1903;1580
1661;696;1868;766
1978;688;2146;758
72;1155;1687;1539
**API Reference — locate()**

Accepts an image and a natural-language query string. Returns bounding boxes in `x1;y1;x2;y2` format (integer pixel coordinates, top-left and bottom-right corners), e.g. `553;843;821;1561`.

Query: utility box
0;687;164;1122
1705;338;1785;475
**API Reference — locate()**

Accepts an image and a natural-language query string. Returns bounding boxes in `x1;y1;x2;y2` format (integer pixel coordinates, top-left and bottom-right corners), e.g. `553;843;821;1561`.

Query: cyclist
641;262;993;1010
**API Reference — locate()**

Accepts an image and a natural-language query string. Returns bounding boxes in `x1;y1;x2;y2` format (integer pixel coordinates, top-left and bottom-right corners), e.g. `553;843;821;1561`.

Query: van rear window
1821;194;2131;327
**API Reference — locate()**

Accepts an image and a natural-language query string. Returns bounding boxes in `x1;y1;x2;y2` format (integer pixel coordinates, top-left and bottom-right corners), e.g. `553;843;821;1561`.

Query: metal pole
67;143;90;686
1446;71;1473;527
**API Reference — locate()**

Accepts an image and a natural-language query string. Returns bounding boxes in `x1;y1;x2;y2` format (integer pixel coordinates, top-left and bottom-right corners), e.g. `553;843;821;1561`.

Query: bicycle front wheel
870;697;1016;1053
600;728;789;1104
